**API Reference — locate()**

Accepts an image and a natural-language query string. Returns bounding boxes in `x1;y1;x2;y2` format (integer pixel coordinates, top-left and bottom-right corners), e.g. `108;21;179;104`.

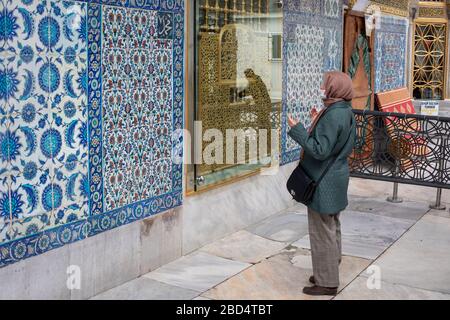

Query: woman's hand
310;107;319;121
288;115;299;128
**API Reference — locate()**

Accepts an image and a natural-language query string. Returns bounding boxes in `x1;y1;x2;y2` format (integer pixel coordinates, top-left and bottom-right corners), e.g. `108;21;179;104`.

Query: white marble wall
0;211;178;300
0;163;296;299
181;164;296;255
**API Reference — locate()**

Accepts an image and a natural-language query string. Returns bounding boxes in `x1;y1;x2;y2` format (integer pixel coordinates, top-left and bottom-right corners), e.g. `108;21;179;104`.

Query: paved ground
92;180;450;300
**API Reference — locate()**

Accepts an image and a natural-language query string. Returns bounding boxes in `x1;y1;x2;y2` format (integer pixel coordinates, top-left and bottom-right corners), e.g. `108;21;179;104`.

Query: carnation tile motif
0;0;184;268
285;24;325;153
281;0;344;165
374;15;409;93
101;5;174;212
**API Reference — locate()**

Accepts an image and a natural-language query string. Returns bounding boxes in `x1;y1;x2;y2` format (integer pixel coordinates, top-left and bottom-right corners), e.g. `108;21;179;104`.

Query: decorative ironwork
413;23;447;100
349;110;450;189
198;0;269;32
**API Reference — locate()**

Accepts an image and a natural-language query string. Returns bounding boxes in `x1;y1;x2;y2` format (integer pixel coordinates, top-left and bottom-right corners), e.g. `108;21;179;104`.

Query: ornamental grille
413;23;447;100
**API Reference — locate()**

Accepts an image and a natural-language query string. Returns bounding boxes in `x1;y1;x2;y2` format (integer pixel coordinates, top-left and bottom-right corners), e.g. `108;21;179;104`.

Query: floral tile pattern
284;24;325;154
374;15;409;93
0;0;184;267
1;36;53;242
281;0;344;165
101;5;173;212
1;0;48;56
0;115;12;233
0;0;89;244
48;0;88;59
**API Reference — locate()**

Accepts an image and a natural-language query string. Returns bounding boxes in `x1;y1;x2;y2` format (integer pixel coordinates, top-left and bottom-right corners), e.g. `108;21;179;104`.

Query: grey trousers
308;207;342;288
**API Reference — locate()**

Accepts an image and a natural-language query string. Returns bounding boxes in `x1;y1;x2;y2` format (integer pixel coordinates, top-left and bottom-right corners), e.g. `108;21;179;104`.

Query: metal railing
349;109;450;210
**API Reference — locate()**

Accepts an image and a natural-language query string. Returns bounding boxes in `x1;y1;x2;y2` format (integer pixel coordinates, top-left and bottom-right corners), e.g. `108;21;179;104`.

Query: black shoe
303;285;338;296
309;276;315;284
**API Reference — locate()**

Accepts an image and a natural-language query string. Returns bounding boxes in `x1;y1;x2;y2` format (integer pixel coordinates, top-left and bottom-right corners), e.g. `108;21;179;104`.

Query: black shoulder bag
286;116;353;206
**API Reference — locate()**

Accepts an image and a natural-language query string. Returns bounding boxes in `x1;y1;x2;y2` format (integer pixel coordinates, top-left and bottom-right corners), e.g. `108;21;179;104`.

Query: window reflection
195;0;282;190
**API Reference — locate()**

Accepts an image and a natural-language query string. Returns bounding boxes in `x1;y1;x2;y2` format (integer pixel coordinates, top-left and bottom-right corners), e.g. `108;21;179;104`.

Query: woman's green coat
288;101;356;215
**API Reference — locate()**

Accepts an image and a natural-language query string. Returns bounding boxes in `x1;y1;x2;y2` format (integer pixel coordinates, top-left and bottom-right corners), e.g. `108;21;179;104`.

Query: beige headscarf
309;71;354;133
300;72;354;160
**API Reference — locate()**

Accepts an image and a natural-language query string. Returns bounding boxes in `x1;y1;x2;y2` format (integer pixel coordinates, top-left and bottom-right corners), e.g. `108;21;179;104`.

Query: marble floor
92;191;450;300
292;211;416;260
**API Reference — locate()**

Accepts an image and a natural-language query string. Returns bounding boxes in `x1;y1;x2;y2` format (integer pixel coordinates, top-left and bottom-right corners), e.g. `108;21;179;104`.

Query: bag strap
316;115;354;185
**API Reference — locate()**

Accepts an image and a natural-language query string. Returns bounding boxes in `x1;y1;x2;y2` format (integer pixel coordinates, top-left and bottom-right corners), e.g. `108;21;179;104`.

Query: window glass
191;0;283;192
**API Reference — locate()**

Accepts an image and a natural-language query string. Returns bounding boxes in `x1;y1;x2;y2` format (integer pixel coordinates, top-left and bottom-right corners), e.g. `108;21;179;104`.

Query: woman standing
288;71;356;296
